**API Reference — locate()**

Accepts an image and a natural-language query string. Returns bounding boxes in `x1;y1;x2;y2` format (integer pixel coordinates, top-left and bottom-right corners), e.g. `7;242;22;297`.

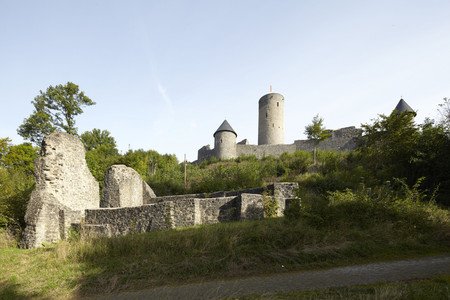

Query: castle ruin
21;132;298;248
197;92;362;162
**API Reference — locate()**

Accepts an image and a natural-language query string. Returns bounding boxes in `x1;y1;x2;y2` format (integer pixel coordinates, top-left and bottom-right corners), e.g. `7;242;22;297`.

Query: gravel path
90;254;449;300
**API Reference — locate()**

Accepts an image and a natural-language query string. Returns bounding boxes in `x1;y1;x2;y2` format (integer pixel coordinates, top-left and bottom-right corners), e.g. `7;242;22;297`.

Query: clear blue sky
1;0;449;162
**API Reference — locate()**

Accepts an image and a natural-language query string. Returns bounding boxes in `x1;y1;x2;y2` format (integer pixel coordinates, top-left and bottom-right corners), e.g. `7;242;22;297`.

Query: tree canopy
304;114;332;145
81;129;117;152
438;97;450;131
304;114;331;163
18;82;95;145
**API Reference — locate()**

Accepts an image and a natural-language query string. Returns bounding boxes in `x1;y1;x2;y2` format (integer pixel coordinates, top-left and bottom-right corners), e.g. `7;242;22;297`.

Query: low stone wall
145;193;206;205
198;196;239;224
81;182;299;238
239;193;264;221
171;198;201;227
84;202;173;237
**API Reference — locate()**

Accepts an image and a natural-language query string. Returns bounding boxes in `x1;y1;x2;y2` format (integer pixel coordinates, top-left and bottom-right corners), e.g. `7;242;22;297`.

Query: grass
1;210;449;299
237;275;450;299
1;177;449;299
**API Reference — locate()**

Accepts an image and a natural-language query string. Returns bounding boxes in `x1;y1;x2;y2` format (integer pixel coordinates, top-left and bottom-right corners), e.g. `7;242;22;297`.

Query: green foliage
262;191;279;218
0;139;37;231
283;198;302;221
304;114;332;145
438;97;450;131
81;128;117;151
304;114;332;164
358;111;450;205
0;138;12;159
358;111;419;179
18;82;95;145
0;143;39;175
0;168;34;231
290;178;448;236
85;145;121;191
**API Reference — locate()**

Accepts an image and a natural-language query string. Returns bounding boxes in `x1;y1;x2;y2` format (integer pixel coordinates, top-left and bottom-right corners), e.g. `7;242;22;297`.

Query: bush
0;168;34;232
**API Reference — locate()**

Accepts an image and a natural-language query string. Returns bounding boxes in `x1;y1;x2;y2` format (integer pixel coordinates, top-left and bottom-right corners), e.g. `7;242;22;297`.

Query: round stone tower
214;120;237;160
258;93;284;145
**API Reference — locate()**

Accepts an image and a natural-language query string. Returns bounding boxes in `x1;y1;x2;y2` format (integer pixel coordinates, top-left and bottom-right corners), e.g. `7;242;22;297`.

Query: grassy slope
1;212;449;299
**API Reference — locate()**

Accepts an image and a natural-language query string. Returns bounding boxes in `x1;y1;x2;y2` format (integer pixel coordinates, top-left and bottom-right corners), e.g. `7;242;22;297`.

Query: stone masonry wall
101;165;156;208
198;196;239;224
197;126;362;162
81;183;299;238
239;193;264;221
21;132;99;248
84;202;174;237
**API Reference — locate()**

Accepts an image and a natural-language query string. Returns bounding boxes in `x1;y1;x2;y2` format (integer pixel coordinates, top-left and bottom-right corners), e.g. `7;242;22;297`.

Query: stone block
101;165;156;208
239;193;263;221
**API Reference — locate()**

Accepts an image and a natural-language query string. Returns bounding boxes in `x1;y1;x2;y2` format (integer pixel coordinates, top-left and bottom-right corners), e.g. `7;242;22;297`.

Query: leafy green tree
18;82;95;145
358;111;419;182
81;129;117;151
0;143;39;175
0;138;12;161
85;145;121;191
304;114;332;164
0;139;36;231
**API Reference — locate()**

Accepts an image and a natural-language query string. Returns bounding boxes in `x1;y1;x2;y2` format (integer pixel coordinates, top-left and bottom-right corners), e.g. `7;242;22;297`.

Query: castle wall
237;143;296;159
197;145;215;164
258;93;284;145
197;126;362;162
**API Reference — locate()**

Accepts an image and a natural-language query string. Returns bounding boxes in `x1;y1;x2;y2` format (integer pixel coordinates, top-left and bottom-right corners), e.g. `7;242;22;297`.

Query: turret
393;98;415;115
258;93;284;145
214;120;237;160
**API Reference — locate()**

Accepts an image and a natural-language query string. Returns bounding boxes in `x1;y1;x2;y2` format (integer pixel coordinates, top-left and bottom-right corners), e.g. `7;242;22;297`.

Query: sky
1;0;450;162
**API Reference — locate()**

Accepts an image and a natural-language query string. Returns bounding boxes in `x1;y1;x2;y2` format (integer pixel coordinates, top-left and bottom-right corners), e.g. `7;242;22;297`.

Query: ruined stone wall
84;202;174;237
21;132;99;248
196;145;215;163
239;193;264;221
81;183;299;238
198;196;239;224
294;127;362;152
101;165;156;208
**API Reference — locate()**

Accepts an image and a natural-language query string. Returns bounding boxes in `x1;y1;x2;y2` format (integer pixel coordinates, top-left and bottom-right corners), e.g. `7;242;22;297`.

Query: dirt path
89;254;450;299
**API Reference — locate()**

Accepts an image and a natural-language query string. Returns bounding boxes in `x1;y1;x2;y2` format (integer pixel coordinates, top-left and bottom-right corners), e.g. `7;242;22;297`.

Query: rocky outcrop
21;132;99;248
100;165;156;208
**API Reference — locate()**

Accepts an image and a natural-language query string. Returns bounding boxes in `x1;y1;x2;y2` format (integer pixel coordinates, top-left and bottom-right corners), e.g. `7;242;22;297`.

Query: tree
81;129;117;151
358;111;419;181
18;82;95;145
0;143;39;175
0;138;12;162
438;97;450;131
304;114;332;164
0;139;36;231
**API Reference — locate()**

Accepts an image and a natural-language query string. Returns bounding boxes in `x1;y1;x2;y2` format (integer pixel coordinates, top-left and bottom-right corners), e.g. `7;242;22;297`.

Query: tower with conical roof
393;98;415;115
258;93;284;145
214;120;237;160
